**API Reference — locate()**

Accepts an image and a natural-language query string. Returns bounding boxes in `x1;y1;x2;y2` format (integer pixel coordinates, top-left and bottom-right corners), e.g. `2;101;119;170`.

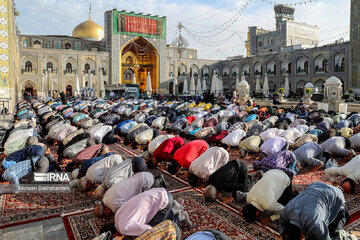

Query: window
101;67;106;75
75;42;81;50
46;41;51;49
25;61;32;72
258;41;263;47
323;59;328;73
84;44;89;50
183;51;187;58
270;39;274;45
55;42;60;49
23;39;28;48
65;43;72;49
84;63;90;74
66;63;72;73
46;62;53;72
126;56;133;65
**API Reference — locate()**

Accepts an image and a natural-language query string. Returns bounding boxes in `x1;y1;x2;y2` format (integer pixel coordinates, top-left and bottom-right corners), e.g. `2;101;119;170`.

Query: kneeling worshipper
259;128;284;141
291;133;318;149
2;144;46;170
149;137;185;168
124;123;150;145
325;155;360;194
73;144;110;166
132;128;160;150
320;136;355;161
134;220;180;240
242;169;295;225
147;135;174;156
293;142;325;172
185;230;231;240
187;147;229;187
95;172;166;215
2;145;47;185
94;157;147;198
78;154;123;192
203;160;252;202
170;140;209;175
258;136;289;160
239;135;262;157
278;182;354;240
111;188;190;237
253;150;297;179
167;116;188;134
349;132;360;151
221;129;246;147
90;124;113;143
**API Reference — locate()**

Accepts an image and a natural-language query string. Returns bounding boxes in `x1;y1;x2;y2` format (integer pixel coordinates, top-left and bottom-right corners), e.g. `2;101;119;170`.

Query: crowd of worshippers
1;98;360;240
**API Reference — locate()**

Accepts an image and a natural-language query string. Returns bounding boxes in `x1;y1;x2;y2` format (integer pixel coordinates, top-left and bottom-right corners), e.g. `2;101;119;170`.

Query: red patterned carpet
1;142;360;239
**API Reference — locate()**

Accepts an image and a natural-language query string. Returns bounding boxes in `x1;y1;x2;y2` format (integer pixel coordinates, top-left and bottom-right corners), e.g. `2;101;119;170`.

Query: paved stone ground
0;217;68;240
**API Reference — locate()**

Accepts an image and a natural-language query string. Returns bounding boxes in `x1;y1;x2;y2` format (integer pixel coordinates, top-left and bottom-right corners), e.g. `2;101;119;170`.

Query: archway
66;85;73;97
120;37;159;93
23;82;37;98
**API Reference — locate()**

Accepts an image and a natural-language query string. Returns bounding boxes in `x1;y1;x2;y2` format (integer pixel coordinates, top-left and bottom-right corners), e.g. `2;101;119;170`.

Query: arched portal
23;82;37;98
66;85;73;97
120;37;159;93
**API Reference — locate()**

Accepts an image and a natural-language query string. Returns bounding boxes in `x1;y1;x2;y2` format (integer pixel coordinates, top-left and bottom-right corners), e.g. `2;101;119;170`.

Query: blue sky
15;0;351;59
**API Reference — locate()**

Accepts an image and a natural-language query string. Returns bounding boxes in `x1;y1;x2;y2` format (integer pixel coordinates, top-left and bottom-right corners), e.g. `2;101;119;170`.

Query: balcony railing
21;69;36;74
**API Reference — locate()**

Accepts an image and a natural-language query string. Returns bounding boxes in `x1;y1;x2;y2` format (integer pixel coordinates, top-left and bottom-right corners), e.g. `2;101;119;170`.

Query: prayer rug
0;191;97;228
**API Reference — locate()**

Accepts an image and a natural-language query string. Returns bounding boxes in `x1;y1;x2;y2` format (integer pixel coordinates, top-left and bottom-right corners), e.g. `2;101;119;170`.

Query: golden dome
72;19;104;41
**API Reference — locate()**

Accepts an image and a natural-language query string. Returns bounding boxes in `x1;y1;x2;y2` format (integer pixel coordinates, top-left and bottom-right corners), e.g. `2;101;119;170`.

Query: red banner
124;15;157;35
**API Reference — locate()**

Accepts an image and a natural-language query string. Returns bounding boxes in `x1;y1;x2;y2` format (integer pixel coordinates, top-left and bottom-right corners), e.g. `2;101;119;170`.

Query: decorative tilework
0;0;9;87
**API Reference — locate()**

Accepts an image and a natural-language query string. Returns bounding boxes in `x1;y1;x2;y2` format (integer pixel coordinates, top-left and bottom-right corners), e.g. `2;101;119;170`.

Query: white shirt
260;137;287;156
5;128;34;148
260;128;284;141
247;169;290;221
325;155;360;184
148;135;174;154
86;154;123;184
135;128;154;145
296;125;309;136
279;128;302;146
189;147;229;181
221;129;246;147
91;125;112;143
103;172;154;213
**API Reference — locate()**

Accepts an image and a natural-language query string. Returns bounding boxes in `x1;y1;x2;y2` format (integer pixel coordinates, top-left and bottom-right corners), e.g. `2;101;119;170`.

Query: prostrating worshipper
111;188;190;237
207;130;229;146
278;182;351;240
2;144;45;170
350;132;360;151
221;129;246;147
170;140;209;175
90;124;113;143
124;123;150;145
293;142;325;172
77;154;123;192
242;169;294;225
204;160;252;202
340;127;353;138
278;127;302;146
167;116;188;134
134;220;180;240
325;155;360;194
132;128;160;150
258;136;288;160
320;136;355;161
193;127;216;140
95;172;166;215
94;157;147;197
253;150;297;179
1;145;49;185
73;144;109;166
239;135;262;157
185;230;231;240
187;147;229;187
318;128;338;144
63;138;95;160
291;133;318;149
151;116;170;130
147;135;174;155
259;128;284;141
148;137;185;168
